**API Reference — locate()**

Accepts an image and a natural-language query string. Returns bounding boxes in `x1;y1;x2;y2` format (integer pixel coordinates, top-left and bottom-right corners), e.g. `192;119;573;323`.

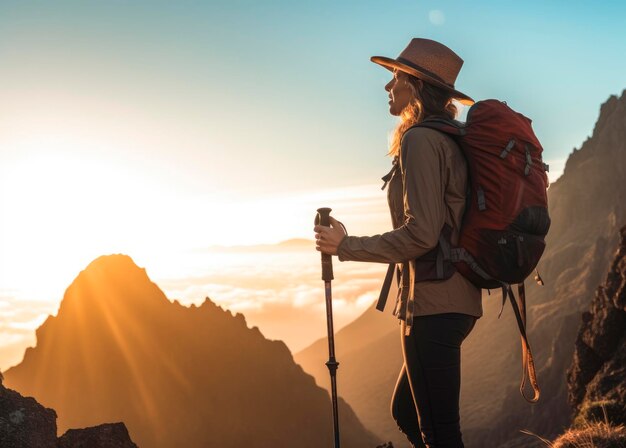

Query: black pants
391;313;476;448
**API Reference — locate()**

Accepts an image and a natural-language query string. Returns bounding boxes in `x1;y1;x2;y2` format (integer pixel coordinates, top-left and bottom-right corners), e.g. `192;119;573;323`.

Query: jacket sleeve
337;128;447;263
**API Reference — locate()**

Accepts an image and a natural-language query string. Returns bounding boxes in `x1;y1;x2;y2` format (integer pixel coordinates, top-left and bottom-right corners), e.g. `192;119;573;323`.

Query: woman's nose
385;80;393;92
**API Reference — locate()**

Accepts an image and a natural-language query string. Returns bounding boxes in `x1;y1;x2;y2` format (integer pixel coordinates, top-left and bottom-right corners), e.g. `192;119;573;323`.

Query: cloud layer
157;246;390;353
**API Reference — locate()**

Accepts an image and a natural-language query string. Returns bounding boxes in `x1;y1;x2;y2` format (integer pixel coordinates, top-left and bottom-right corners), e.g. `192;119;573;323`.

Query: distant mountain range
3;254;380;448
295;90;626;447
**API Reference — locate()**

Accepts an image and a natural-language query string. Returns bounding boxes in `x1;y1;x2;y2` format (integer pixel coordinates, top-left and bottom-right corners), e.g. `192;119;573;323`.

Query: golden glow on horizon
1;149;392;302
0;149;392;370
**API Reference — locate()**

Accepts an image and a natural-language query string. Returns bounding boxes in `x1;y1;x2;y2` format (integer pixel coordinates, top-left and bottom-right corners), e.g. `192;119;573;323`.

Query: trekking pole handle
315;207;334;282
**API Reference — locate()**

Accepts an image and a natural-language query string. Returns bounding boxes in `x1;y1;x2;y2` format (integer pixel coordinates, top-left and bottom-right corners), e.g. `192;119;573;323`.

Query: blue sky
2;0;625;196
1;0;626;268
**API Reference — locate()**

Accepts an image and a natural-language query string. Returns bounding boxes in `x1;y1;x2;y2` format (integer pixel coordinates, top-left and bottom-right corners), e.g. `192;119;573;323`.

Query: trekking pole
315;207;340;448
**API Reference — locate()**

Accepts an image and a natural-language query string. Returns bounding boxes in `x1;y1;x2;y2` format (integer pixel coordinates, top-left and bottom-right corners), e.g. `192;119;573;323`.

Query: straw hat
371;38;474;105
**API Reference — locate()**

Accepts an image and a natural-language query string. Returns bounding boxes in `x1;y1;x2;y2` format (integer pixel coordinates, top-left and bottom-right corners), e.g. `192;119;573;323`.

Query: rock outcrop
568;225;626;426
0;382;57;448
58;422;138;448
3;254;380;448
0;381;136;448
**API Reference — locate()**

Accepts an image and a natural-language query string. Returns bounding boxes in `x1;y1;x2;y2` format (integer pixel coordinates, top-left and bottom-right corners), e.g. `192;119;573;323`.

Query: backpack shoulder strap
400;118;466;169
411;117;467;137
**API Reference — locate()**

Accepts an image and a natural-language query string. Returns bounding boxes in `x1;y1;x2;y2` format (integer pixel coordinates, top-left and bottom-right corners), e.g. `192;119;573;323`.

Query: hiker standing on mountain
314;38;482;448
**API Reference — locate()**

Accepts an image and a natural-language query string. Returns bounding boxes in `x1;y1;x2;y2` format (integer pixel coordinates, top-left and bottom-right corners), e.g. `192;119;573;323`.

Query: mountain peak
83;253;141;273
592;89;626;140
58;254;168;314
555;90;626;188
75;254;151;288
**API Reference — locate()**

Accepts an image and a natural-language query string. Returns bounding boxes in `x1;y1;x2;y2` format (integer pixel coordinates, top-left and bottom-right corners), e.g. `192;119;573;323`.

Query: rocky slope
549;225;626;448
568;225;626;426
3;254;380;448
296;90;626;447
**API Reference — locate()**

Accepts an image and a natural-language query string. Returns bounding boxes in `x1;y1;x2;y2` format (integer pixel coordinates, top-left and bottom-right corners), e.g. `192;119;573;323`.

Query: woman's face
385;70;416;116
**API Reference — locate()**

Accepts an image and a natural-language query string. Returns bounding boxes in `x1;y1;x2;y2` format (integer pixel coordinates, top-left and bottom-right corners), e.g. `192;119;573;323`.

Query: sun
0;150;170;301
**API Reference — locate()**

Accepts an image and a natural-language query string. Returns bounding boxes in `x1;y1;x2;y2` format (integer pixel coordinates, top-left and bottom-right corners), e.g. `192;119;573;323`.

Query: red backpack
377;99;550;402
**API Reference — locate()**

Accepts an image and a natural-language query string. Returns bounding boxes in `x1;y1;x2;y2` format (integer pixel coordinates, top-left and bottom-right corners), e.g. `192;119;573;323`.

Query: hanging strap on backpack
500;281;541;403
376;263;396;312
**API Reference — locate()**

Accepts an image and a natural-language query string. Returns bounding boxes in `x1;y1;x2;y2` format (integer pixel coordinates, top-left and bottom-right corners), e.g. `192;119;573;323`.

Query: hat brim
371;56;474;106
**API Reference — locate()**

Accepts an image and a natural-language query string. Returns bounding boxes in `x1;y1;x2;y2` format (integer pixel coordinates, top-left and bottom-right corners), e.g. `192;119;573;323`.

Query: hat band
395;57;454;88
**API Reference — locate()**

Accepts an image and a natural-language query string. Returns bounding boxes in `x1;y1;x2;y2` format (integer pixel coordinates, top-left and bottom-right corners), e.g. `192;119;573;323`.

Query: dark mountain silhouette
295;90;626;447
3;254;381;448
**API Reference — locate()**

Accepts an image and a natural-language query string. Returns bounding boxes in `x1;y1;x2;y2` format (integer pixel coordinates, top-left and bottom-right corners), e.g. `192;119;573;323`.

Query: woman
314;38;482;448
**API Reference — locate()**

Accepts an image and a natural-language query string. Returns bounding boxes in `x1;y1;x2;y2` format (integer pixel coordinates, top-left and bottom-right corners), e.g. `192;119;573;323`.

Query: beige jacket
337;127;482;329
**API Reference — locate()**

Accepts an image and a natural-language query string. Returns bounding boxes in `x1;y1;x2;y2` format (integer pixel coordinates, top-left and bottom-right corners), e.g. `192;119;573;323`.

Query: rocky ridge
568;225;626;426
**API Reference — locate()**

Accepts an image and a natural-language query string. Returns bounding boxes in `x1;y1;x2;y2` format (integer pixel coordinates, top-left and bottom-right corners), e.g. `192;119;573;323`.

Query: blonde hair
388;75;458;157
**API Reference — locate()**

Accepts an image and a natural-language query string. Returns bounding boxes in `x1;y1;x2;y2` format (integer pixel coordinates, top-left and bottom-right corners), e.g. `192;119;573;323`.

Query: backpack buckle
500;139;516;159
524;144;533;176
